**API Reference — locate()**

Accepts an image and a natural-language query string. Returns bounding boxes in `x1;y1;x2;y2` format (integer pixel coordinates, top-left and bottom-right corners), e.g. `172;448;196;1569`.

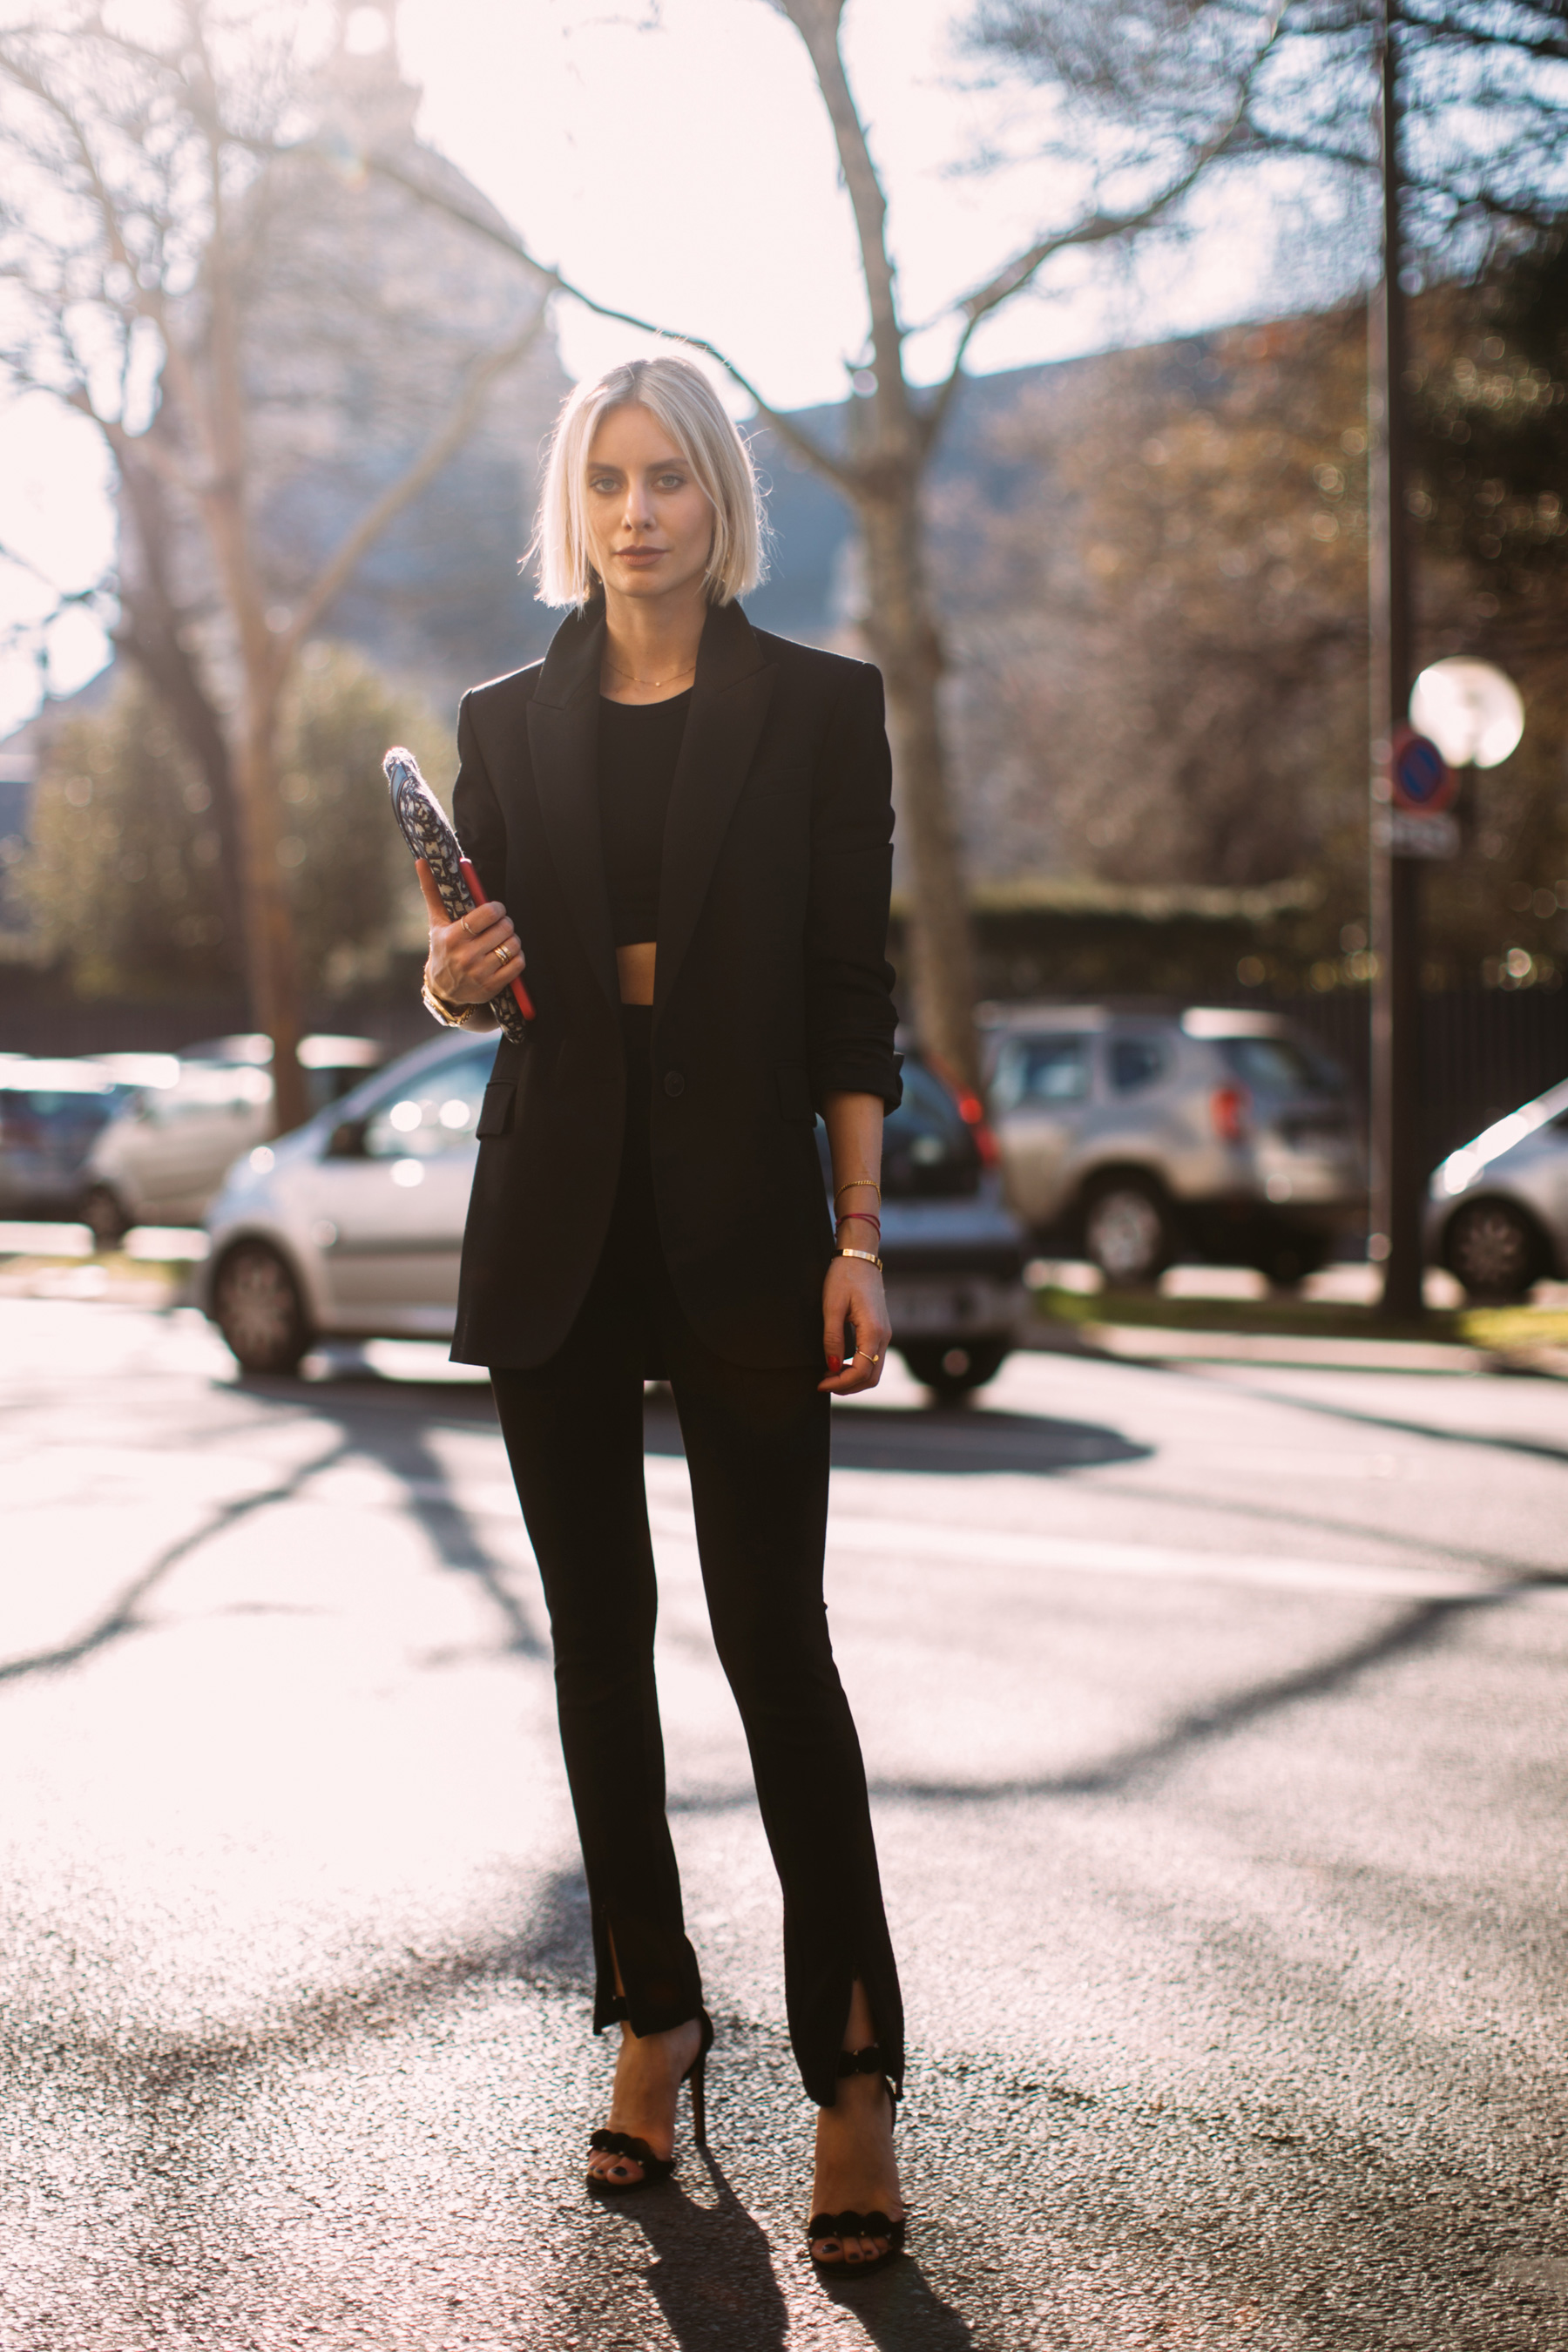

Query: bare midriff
617;941;657;1005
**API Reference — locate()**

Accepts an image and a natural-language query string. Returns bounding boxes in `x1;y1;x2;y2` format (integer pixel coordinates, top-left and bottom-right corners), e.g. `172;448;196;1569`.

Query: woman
416;353;906;2277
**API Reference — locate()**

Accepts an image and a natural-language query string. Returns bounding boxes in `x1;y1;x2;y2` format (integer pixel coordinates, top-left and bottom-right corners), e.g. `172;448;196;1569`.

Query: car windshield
813;1056;980;1200
991;1034;1092;1112
882;1060;980;1199
0;1088;118;1146
360;1045;498;1159
1106;1035;1168;1093
1217;1036;1342;1096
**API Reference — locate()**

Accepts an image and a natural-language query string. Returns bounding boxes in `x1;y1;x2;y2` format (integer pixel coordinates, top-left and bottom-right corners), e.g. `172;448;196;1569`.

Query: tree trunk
233;697;309;1136
112;425;249;975
855;481;983;1092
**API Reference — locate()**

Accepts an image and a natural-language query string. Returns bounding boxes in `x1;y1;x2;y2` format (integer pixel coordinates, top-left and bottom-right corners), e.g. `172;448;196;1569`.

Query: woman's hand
819;1253;891;1396
416;857;524;1004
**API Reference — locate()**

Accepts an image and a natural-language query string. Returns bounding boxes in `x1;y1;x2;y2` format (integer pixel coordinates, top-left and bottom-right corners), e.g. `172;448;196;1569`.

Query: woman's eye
654;473;685;490
588;475;618;493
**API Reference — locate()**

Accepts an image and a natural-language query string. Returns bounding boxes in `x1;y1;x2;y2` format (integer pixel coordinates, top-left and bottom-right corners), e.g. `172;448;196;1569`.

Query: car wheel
1255;1233;1331;1289
212;1240;312;1374
81;1184;131;1249
1444;1198;1544;1303
900;1338;1010;1401
1082;1178;1176;1288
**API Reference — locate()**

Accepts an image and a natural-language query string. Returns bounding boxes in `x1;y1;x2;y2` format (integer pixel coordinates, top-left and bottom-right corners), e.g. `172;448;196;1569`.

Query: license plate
884;1275;1017;1335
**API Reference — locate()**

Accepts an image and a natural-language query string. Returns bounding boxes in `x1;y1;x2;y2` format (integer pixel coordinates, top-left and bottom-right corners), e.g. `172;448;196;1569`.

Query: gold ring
492;942;510;967
854;1349;882;1365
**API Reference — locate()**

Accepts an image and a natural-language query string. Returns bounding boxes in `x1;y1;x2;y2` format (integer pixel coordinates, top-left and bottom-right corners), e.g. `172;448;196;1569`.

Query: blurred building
0;1;568;1046
148;0;568;717
1;0;566;924
749;315;1373;918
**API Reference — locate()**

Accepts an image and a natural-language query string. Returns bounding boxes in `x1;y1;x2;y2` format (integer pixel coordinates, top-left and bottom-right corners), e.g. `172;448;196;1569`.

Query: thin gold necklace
605;656;697;692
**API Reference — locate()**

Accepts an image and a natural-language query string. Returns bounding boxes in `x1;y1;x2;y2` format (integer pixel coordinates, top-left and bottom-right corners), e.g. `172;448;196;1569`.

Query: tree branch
768;0;913;434
274;307;551;672
1400;9;1568;65
0;536;109;606
348;141;857;495
923;8;1288;449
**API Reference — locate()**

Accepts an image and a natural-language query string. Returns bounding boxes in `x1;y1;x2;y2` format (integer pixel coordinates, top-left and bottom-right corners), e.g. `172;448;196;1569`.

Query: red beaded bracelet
836;1209;881;1233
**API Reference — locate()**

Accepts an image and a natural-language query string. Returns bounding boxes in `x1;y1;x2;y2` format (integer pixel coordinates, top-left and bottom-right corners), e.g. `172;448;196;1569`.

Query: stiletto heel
688;2045;707;2146
586;2009;714;2195
807;2044;908;2279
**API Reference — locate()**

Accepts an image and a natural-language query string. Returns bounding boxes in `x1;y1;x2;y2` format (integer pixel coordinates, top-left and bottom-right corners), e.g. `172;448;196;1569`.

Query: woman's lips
614;546;666;565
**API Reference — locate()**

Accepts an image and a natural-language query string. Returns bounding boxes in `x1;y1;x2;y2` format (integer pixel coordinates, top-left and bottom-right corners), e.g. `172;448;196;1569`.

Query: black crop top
598;689;692;946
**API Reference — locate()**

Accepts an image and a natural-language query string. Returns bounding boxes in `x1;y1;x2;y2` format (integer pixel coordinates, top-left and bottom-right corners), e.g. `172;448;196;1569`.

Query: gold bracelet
834;1178;882;1203
422;974;486;1030
835;1246;883;1270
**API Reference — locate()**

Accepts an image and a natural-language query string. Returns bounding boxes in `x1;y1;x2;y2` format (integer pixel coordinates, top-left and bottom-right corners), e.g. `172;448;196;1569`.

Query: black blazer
449;595;902;1370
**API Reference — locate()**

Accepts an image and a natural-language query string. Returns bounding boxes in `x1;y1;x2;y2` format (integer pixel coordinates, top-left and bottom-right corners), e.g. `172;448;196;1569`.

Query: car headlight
1438;1148;1481;1197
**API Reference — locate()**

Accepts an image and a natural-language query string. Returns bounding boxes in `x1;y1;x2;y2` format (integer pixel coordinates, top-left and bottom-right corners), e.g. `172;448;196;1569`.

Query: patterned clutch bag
383;745;531;1039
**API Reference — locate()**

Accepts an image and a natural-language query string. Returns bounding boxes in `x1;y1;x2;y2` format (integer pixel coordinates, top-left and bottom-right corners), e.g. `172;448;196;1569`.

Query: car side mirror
326;1116;368;1159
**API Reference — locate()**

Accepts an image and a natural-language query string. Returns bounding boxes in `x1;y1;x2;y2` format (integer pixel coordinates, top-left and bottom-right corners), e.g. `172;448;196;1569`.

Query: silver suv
982;1004;1367;1287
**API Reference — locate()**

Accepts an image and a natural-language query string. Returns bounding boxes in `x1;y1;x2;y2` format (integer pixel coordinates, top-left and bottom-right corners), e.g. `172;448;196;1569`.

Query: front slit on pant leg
489;1001;902;2092
491;1350;705;2038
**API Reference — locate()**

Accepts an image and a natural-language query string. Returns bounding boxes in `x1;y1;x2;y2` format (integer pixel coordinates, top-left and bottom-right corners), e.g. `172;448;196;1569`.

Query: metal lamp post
1367;0;1424;1318
1365;8;1528;1318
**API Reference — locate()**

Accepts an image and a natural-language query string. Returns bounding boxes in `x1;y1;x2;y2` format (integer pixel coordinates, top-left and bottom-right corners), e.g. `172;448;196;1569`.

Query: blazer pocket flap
476;1080;517;1139
774;1062;815;1124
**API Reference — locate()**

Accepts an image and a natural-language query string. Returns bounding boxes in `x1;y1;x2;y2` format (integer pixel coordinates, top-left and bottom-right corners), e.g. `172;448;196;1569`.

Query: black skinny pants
491;1007;903;2109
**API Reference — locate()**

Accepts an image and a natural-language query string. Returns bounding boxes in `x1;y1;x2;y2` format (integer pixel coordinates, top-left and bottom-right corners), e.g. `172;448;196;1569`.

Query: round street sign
1388;725;1456;813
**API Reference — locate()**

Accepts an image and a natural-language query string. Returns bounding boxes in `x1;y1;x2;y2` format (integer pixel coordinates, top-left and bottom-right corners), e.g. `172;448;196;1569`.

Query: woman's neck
600;580;707;703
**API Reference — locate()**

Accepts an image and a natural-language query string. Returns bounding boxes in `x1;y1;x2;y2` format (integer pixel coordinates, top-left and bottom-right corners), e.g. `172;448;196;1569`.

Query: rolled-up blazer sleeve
451;688;508;905
803;660;902;1111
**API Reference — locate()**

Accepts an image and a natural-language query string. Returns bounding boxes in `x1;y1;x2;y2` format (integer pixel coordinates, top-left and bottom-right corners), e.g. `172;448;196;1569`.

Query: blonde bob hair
532;352;766;611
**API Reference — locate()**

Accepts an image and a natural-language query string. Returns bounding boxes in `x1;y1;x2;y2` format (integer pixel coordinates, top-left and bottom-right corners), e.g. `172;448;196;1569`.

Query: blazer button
663;1069;686;1098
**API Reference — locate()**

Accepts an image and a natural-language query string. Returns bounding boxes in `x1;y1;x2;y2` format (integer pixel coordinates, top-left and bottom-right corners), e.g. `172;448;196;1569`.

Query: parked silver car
1427;1077;1568;1300
0;1058;125;1219
982;1003;1367;1286
205;1031;1028;1398
82;1032;383;1242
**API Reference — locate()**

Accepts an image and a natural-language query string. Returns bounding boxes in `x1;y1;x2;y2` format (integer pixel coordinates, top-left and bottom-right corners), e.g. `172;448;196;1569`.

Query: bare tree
363;0;1285;1088
966;2;1568;263
0;3;548;1128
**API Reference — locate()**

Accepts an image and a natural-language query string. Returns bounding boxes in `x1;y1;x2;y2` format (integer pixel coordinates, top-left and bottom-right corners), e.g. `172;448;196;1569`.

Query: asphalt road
3;1296;1566;2352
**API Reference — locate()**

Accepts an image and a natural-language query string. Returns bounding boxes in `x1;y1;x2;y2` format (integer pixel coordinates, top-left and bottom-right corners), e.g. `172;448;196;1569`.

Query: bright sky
0;0;1348;738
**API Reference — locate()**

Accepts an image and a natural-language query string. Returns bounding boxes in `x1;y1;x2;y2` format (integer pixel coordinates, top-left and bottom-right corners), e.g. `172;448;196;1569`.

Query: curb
1018;1319;1566;1376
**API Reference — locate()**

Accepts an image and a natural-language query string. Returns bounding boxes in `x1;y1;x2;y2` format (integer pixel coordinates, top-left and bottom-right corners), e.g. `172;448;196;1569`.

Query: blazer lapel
654;599;777;1024
526;605;619;1017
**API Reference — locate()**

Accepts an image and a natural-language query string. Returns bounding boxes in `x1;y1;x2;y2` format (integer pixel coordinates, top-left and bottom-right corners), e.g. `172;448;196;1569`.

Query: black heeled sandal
585;2008;713;2196
808;2044;908;2280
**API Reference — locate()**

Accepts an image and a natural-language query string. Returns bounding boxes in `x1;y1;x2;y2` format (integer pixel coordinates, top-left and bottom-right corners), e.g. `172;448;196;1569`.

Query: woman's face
583;402;713;606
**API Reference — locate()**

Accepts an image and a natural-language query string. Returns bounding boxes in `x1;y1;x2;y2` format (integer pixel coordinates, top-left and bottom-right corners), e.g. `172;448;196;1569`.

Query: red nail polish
828;1355;842;1372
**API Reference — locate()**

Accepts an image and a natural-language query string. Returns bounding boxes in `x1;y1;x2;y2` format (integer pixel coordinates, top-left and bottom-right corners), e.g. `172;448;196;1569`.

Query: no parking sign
1388;725;1456;812
1381;725;1460;858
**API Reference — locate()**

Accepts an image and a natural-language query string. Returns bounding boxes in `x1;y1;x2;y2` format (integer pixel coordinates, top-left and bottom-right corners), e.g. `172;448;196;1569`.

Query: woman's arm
820;1090;892;1396
420;690;520;1025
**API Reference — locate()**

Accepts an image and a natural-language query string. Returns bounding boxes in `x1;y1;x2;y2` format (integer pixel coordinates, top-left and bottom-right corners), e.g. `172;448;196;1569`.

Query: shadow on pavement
863;1571;1564;1807
1201;1369;1568;1470
612;2158;791;2350
0;1431;357;1687
814;2258;977;2348
599;2152;976;2352
645;1390;1153;1479
233;1371;547;1661
280;1358;1154;1480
